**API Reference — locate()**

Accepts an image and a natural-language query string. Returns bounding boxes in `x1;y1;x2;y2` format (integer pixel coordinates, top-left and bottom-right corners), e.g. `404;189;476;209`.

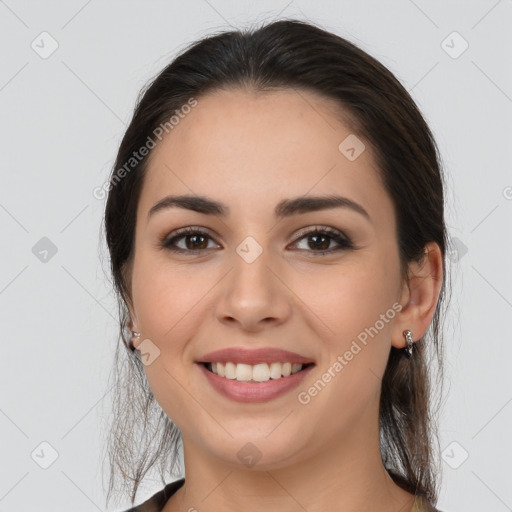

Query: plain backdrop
1;1;511;511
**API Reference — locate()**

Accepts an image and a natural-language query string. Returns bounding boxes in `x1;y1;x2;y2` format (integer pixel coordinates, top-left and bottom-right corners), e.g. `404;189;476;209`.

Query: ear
127;311;142;350
125;296;142;350
122;260;141;350
391;241;444;349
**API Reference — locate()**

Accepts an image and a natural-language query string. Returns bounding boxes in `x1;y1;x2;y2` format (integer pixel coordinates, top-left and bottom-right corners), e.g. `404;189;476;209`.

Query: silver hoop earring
129;331;141;351
403;329;414;358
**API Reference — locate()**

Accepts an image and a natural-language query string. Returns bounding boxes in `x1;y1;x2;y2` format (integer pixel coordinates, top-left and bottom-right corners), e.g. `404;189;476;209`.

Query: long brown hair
101;19;450;508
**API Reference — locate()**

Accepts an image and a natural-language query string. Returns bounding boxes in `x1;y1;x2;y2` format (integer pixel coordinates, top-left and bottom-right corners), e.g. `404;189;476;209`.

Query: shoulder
120;478;185;512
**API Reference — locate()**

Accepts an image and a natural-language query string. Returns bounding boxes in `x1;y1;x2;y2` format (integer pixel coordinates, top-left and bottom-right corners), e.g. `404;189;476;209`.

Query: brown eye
291;226;355;255
161;228;219;253
160;225;355;256
183;233;208;250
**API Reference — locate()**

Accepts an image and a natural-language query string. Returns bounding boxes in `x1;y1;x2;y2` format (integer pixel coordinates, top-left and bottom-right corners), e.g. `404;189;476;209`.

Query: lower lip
197;363;315;403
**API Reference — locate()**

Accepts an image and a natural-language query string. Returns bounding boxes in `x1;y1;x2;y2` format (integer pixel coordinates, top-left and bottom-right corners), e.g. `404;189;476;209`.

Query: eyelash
160;225;355;256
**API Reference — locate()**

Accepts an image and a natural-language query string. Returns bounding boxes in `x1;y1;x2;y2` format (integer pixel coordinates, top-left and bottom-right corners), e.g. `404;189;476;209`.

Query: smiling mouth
200;361;315;382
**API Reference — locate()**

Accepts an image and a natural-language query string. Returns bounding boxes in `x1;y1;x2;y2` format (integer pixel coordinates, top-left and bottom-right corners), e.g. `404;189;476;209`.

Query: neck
165;419;415;512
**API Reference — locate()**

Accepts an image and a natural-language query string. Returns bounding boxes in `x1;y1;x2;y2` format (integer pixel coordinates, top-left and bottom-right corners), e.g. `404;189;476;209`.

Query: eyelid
292;224;346;240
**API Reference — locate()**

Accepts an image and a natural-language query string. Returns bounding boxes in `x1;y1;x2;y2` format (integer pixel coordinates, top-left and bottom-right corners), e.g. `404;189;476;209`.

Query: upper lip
196;347;315;365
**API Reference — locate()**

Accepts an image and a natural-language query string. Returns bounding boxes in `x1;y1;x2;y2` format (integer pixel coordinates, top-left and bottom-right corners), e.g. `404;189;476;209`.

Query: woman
103;19;449;512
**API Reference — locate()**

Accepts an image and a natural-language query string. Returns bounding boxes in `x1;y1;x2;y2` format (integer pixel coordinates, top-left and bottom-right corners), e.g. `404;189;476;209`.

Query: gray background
1;1;511;511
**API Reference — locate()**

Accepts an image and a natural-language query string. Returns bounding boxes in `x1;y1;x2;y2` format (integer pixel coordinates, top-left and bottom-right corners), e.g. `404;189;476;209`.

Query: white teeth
269;362;282;379
236;363;253;381
207;361;306;381
253;363;270;382
225;362;237;379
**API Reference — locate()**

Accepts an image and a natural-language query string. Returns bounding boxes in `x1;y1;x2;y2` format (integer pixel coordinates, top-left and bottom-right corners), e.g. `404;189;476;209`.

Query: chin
205;435;308;472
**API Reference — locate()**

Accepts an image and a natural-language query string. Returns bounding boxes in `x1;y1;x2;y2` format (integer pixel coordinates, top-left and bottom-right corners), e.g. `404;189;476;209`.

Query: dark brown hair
101;18;450;508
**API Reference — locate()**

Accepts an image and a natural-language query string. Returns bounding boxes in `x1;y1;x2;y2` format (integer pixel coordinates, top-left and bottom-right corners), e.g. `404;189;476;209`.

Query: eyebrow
147;194;371;222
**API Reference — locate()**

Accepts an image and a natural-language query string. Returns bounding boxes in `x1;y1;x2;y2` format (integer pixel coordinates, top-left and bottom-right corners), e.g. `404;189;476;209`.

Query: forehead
151;87;361;166
139;87;387;220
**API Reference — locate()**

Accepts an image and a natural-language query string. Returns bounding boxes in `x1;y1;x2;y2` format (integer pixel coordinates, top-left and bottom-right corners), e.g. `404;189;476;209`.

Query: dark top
122;478;185;512
121;478;442;511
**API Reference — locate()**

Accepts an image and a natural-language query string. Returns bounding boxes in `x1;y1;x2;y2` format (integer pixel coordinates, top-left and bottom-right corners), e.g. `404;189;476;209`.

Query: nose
214;245;292;333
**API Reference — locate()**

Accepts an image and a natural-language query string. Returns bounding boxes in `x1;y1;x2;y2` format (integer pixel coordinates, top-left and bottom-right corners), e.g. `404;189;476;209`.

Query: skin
126;87;443;512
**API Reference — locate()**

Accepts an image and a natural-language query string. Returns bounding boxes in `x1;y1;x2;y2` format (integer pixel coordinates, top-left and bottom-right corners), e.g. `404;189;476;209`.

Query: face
128;88;406;470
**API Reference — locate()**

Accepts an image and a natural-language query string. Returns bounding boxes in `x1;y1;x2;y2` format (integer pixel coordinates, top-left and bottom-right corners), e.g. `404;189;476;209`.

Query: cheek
295;264;397;423
131;252;206;340
291;256;399;407
131;256;208;427
295;256;398;341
